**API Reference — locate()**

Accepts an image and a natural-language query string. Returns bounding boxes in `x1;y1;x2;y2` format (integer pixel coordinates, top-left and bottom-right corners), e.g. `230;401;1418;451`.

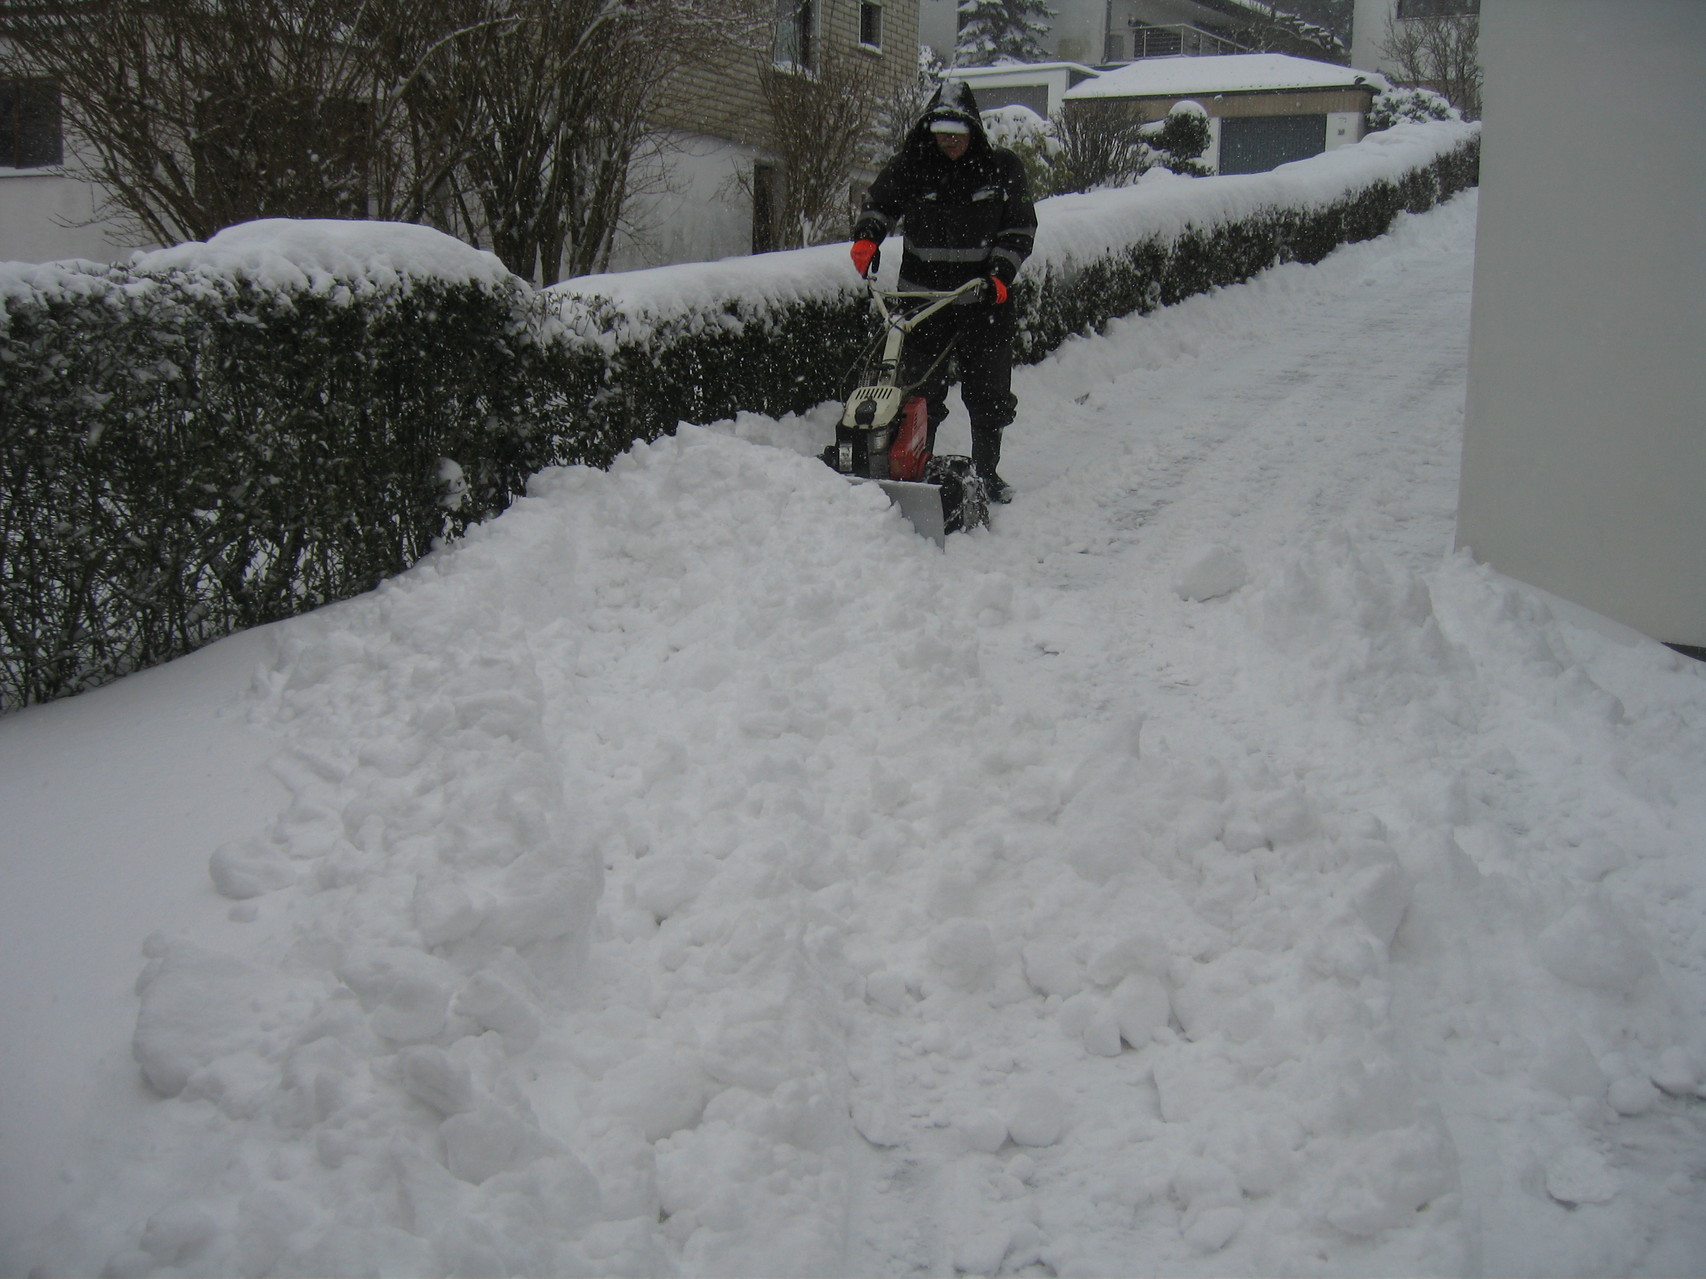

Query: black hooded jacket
853;80;1036;293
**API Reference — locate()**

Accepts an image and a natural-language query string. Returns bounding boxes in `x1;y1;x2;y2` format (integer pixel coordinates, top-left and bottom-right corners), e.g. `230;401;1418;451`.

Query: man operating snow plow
835;76;1036;542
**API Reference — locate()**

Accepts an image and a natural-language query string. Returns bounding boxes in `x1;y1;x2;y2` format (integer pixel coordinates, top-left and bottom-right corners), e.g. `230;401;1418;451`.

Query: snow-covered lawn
2;191;1702;1277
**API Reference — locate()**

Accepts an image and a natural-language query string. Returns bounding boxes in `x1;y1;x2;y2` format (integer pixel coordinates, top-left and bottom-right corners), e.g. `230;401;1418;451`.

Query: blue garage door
1220;114;1327;175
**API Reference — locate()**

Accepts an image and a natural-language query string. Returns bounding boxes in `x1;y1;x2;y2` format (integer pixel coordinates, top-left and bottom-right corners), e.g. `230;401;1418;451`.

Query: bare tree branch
758;49;887;250
1379;11;1481;120
0;0;770;278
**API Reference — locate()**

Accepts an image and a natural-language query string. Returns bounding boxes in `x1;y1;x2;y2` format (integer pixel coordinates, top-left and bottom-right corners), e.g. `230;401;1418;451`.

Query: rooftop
1064;53;1377;101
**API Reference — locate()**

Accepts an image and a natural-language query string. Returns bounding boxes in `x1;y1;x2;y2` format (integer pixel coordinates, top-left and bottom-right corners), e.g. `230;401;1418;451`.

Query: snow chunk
131;937;315;1098
598;1052;709;1142
139;1202;221;1267
631;853;719;921
208;837;297;900
1532;1032;1607;1100
1323;1124;1455;1237
927;919;999;991
1175;1155;1245;1252
1544;1147;1619;1206
957;1108;1010;1154
1059;991;1124;1056
335;945;457;1045
1607;1075;1660;1117
1651;1046;1702;1097
1021;940;1086;998
438;1103;556;1185
1109;973;1172;1047
1184;1205;1244;1253
1006;1083;1067;1148
1535;900;1657;998
1174;545;1248;601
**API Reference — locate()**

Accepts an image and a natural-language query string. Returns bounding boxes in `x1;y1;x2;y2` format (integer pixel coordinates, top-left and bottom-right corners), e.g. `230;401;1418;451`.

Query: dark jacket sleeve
853;155;912;243
988;151;1036;285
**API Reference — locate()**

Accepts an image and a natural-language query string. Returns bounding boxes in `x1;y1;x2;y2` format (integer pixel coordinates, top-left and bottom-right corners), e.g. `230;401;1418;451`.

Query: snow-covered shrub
584;293;869;448
982;104;1061;201
1149;100;1213;177
1368;86;1460;132
0;238;600;711
1051;99;1212;193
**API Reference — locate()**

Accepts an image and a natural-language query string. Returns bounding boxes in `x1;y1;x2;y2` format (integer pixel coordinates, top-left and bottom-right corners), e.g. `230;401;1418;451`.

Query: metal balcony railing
1103;22;1249;63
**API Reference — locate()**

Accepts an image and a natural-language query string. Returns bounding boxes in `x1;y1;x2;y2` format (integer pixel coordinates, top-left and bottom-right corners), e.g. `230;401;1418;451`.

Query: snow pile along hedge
0;121;1477;712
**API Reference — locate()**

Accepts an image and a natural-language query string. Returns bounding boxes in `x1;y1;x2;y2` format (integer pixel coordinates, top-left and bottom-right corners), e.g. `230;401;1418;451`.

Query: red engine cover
888;395;931;482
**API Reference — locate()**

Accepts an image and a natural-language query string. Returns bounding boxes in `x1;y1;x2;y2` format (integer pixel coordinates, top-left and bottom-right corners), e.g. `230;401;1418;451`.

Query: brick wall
651;0;920;156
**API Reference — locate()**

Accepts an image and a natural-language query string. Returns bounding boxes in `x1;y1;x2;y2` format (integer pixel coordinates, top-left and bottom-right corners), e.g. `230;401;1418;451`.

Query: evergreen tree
954;0;1054;66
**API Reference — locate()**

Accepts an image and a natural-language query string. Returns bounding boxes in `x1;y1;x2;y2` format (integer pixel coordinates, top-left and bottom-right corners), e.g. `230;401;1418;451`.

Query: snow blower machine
822;276;989;544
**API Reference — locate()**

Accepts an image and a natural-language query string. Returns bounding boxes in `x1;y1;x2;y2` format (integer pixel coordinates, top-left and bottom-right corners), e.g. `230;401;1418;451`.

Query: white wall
0;169;147;264
919;0;958;60
1047;0;1105;66
1350;0;1397;77
1457;0;1706;647
607;133;766;274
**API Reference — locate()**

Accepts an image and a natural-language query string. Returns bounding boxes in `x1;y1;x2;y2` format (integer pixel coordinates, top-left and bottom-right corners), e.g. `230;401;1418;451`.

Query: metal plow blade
875;479;948;546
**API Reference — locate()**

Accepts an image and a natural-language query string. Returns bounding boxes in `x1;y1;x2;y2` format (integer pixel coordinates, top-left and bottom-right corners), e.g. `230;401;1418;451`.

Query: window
773;0;817;71
751;162;779;253
0;78;62;169
859;1;883;49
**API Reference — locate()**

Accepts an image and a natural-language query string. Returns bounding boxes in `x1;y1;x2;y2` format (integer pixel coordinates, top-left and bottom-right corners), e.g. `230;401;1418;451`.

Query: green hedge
1015;134;1481;359
0;268;600;709
0;126;1478;712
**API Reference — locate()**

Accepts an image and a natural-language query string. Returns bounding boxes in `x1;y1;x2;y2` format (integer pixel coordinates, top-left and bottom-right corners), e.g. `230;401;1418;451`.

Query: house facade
623;0;919;270
1057;52;1375;173
1053;0;1266;64
1;59;134;262
926;0;1341;67
941;62;1103;119
1350;0;1478;80
0;2;920;275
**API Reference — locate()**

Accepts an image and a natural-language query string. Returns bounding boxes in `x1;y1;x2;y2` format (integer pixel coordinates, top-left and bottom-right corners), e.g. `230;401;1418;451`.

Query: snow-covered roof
1065;53;1376;101
947;61;1101;83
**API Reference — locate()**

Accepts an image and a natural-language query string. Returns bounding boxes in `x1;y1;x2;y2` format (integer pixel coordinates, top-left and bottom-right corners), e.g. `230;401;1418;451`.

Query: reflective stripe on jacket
854;134;1035;294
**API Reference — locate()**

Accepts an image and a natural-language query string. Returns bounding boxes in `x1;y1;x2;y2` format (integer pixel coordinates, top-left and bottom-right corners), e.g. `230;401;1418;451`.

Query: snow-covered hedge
1014;120;1480;357
0;121;1476;711
557;120;1479;405
0;222;602;711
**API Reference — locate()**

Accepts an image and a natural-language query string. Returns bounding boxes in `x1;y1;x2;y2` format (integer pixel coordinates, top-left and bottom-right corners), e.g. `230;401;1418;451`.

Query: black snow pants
903;299;1017;479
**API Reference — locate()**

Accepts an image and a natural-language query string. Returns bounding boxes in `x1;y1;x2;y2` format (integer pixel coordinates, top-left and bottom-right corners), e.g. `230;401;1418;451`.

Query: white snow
3;190;1705;1278
1065;53;1377;101
130;218;519;296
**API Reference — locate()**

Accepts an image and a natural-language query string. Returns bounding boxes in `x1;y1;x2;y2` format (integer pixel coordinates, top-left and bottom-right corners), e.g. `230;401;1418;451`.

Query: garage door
1219;114;1327;175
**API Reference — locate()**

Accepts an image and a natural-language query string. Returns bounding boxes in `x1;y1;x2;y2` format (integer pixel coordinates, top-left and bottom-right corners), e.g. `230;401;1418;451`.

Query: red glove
851;239;880;277
987;275;1009;304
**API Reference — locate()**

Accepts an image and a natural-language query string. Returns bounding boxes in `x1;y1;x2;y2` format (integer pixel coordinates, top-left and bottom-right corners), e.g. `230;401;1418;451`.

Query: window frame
858;0;883;52
772;0;819;73
0;77;64;171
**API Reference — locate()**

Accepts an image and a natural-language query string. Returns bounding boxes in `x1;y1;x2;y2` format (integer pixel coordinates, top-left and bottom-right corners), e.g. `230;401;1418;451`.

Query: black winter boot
971;424;1012;503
